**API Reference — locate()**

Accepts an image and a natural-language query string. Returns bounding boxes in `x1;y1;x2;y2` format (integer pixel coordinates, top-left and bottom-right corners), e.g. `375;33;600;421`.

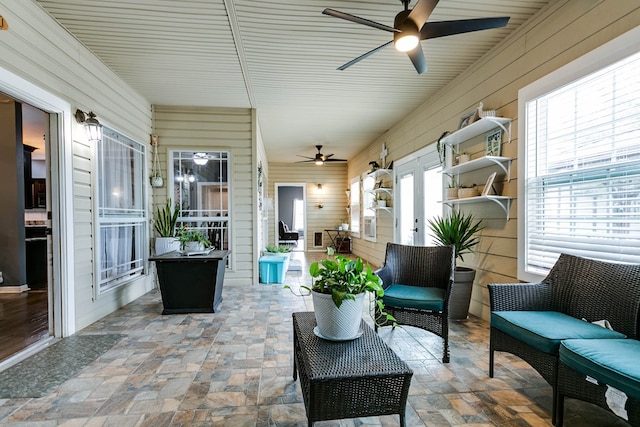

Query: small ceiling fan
297;145;347;165
323;0;510;74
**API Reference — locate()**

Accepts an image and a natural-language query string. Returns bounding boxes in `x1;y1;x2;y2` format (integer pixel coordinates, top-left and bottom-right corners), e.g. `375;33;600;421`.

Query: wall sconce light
317;183;323;192
75;109;102;143
187;169;196;183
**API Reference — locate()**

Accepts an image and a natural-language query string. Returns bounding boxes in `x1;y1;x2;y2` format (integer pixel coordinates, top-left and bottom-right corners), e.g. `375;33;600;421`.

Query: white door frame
0;66;75;340
274;183;306;250
394;143;442;245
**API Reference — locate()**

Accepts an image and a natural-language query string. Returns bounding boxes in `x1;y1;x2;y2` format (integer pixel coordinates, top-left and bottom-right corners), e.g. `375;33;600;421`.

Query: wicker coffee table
292;311;413;427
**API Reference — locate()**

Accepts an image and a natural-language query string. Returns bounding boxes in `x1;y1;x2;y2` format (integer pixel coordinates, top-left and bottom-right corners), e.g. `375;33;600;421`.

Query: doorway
395;148;443;246
275;183;306;252
0;94;54;365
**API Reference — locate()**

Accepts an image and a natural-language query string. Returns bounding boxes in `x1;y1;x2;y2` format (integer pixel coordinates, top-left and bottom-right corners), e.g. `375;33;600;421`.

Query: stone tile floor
0;252;629;426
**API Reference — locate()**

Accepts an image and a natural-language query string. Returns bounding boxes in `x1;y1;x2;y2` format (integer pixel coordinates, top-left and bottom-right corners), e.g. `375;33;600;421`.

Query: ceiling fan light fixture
315;159;324;166
193;152;209;165
394;20;419;52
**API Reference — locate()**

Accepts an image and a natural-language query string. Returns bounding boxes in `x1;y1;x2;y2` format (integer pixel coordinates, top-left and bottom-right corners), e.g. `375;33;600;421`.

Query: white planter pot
155;237;180;255
377;200;387;208
312;291;364;341
458;154;471;164
341;223;349;230
184;241;205;253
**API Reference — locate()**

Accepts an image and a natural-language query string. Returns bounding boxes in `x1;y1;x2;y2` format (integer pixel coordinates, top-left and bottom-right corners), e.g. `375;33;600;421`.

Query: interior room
0;1;639;426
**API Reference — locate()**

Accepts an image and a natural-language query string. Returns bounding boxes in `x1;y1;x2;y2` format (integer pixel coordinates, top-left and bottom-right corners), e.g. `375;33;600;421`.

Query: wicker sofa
488;253;640;424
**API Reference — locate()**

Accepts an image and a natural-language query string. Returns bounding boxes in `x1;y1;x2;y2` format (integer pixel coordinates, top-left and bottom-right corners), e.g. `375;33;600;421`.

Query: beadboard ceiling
35;0;549;163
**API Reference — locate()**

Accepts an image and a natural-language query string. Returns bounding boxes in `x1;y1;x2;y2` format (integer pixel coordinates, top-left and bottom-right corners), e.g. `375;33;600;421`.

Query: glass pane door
396;163;416;245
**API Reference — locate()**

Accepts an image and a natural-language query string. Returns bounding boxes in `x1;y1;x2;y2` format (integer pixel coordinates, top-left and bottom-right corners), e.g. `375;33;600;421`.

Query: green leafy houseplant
427;210;484;262
177;227;211;249
154;199;179;237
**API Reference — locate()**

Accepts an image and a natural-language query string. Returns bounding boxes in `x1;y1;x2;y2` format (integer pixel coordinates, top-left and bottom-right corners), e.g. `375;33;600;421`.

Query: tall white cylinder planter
155;237;180;255
312;291;364;340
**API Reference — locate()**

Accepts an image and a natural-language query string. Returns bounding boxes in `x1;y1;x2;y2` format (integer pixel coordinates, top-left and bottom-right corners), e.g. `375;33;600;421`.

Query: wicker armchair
489;253;640;424
375;243;455;363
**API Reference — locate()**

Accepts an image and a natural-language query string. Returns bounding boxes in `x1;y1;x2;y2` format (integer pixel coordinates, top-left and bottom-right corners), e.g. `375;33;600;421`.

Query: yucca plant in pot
427;210;484;320
302;255;389;341
154;199;180;255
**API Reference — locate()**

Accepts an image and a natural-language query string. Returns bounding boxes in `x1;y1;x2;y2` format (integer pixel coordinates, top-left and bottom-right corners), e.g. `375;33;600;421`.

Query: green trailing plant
265;244;292;253
154;199;179;237
427;211;484;262
176;227;211;248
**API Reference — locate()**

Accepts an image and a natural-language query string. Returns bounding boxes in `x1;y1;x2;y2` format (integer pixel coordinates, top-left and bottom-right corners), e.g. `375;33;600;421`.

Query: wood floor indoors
0;289;48;363
0;252;629;426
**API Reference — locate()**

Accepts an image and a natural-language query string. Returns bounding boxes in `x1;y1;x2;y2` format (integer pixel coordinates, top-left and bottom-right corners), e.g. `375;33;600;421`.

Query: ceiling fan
297;145;347;165
323;0;510;74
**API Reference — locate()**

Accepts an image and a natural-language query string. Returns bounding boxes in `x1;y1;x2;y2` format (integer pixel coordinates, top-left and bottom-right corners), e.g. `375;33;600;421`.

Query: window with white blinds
521;48;640;278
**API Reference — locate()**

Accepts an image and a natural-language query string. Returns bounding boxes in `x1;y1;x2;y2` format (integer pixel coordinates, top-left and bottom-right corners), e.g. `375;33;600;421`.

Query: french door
395;150;443;246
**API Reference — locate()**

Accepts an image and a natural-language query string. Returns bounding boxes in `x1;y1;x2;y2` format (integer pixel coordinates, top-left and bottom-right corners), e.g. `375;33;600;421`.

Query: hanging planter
150;135;164;187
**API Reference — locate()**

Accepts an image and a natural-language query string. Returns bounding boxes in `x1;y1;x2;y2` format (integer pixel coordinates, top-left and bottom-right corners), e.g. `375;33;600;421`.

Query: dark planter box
150;250;229;314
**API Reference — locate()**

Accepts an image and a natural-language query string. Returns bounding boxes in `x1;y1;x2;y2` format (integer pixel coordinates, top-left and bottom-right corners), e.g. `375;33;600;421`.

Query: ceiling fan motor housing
393;10;419;52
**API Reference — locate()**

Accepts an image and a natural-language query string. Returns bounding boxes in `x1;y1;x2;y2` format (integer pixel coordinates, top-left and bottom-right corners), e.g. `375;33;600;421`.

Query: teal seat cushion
491;311;626;354
560;339;640;400
382;284;444;311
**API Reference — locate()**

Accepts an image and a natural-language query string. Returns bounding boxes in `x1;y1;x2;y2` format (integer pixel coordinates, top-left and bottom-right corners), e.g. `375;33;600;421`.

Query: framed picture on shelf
458;109;479;129
485;128;503;156
482;172;498;196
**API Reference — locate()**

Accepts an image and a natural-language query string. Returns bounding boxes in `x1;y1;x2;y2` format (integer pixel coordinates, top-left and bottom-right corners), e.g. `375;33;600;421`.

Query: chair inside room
375;243;455;363
278;220;299;244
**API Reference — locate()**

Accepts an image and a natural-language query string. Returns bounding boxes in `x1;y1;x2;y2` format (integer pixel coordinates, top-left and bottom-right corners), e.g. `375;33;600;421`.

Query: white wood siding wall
267;163;348;253
0;1;154;333
348;0;640;320
152;106;254;285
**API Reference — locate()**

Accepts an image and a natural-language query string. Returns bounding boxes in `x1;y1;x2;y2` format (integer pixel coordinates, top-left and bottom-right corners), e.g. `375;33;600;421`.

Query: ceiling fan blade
324;158;347;162
295;159;315;163
323;8;398;33
324;153;335;159
420;17;509;40
296;154;315;160
406;0;439;27
337;41;393;70
407;45;428;74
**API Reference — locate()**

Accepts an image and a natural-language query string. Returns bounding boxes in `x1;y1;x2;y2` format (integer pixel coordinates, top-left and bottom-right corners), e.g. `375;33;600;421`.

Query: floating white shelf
368;168;393;178
441;195;513;220
442;117;512;146
443;156;512;181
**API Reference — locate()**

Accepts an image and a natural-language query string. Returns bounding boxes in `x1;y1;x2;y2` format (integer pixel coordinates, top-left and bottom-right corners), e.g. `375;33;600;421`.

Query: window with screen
171;150;230;254
95;127;147;295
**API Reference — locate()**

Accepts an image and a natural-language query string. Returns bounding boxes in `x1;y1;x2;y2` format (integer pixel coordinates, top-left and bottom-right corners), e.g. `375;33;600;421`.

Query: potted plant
264;244;293;272
427;210;484;320
302;255;389;341
154;199;180;255
177;227;211;253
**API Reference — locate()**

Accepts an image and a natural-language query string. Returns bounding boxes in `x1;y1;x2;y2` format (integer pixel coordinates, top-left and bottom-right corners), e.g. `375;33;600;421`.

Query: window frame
517;26;640;282
169;149;232;257
94;127;148;296
349;176;361;237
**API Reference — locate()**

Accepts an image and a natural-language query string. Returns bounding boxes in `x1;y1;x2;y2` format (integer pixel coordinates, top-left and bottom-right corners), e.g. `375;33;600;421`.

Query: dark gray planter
150;250;229;314
449;267;476;320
